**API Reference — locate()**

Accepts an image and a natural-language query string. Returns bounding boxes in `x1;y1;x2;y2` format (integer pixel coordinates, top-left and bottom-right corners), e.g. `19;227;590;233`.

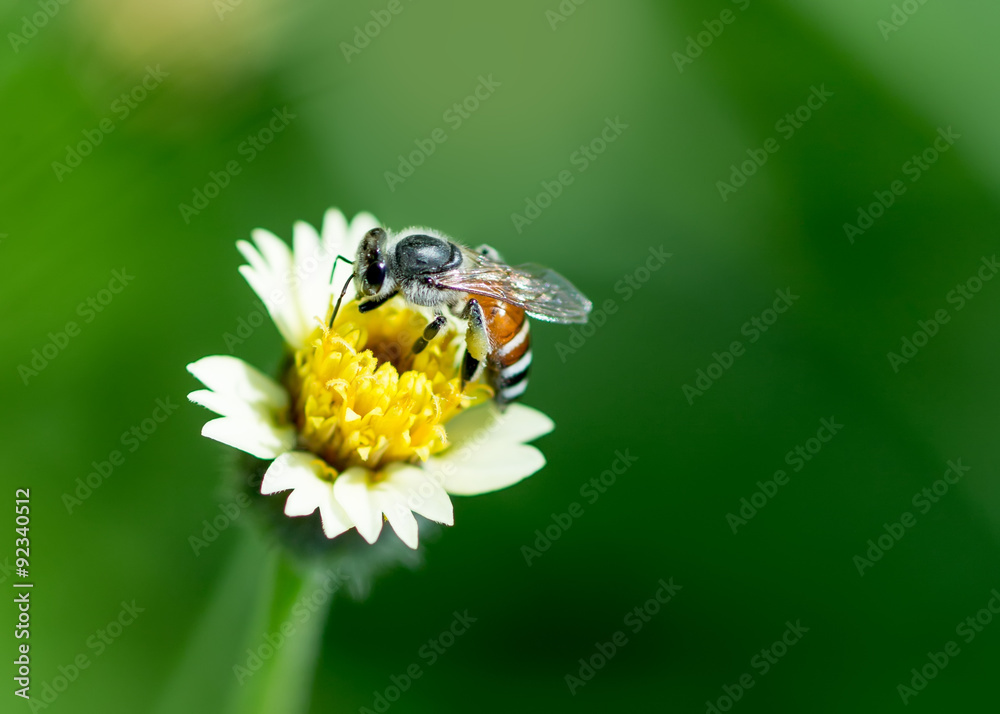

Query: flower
187;209;554;549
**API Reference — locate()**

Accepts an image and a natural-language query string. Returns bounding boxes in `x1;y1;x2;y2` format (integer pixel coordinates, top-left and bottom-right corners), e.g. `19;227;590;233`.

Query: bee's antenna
329;270;355;328
327;254;355;328
328;254;354;283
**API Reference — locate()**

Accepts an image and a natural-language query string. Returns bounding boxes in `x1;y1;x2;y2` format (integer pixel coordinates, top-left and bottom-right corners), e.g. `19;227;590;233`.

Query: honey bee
330;226;592;405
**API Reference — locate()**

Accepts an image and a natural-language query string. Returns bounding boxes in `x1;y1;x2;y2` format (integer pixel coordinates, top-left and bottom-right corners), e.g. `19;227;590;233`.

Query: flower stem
151;532;333;714
226;544;332;714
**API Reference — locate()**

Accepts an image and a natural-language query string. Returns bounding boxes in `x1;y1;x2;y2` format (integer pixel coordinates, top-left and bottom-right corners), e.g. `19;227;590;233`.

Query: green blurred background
3;0;1000;711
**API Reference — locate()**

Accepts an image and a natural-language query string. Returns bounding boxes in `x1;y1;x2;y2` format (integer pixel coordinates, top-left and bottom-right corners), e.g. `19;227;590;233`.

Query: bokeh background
3;0;1000;712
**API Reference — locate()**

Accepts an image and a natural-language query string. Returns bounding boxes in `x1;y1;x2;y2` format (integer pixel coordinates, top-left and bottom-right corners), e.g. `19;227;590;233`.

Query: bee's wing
435;252;592;324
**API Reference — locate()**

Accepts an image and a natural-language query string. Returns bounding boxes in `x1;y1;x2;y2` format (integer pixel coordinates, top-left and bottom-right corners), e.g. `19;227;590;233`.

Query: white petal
381;463;454;526
251;228;296;285
329;464;451;549
188;387;279;424
332;468;383;544
187;389;249;420
292;220;321;267
377;495;420;549
285;485;323;516
431;443;547;496
293;220;330;328
235;239;270;276
445;403;554;453
236;229;311;347
368;466;456;549
261;453;354;539
261;451;320;495
415;404;553;496
321;208;349;254
187;356;294;458
201;416;295;460
237;264;302;347
186;356;288;409
322;209;352;284
317;497;354;539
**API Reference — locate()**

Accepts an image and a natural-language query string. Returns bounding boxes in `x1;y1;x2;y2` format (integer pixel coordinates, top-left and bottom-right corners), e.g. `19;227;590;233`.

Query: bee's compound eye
365;261;386;289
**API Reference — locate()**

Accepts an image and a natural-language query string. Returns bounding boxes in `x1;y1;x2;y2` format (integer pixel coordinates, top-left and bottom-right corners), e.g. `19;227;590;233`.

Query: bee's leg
357;290;398;313
461;299;489;388
474;244;504;262
412;313;447;354
462;352;484;388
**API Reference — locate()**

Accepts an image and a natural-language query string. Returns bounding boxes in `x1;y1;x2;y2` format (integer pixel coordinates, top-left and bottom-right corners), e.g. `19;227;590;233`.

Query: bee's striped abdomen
496;319;531;404
480;298;532;405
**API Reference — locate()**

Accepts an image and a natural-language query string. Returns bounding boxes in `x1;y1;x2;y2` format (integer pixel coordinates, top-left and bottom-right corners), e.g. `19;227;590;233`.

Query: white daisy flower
187;209;553;549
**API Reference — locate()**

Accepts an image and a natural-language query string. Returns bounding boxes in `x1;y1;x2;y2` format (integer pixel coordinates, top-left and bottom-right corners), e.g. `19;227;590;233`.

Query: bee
330;226;592;406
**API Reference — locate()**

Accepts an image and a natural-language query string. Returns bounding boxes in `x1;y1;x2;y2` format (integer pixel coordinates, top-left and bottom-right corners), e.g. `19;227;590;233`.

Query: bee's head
354;227;395;309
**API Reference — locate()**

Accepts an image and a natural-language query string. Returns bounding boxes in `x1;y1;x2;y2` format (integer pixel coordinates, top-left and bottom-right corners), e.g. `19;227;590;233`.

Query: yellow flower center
285;298;491;474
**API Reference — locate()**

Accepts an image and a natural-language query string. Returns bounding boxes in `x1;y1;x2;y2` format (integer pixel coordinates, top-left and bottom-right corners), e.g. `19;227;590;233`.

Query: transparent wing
434;250;592;324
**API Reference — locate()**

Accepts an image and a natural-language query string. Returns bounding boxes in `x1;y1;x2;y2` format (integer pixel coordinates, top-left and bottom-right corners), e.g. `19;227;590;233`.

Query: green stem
152;532;333;714
226;546;332;714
